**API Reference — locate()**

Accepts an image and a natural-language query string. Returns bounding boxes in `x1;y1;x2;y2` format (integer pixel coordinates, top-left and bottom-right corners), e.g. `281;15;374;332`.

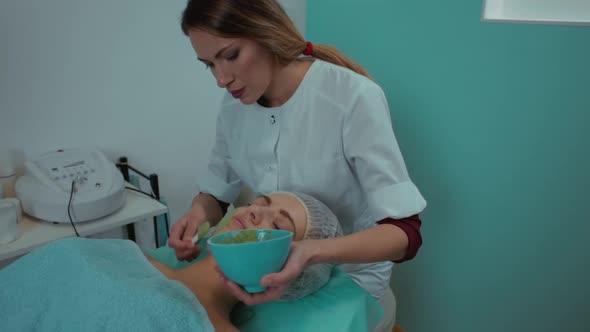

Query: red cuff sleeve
377;214;422;263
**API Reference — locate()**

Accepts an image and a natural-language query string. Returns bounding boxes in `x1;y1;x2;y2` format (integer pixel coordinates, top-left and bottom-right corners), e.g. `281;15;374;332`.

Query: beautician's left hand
216;240;315;305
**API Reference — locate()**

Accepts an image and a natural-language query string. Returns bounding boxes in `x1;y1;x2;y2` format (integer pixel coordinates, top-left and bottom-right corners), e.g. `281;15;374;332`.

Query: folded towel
0;237;214;332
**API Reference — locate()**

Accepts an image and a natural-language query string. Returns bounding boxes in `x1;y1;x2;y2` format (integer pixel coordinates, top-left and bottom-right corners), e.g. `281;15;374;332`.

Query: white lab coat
197;59;427;298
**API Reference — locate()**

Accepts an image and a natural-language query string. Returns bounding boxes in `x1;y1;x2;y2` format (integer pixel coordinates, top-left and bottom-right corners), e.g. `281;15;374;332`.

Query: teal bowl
207;229;293;293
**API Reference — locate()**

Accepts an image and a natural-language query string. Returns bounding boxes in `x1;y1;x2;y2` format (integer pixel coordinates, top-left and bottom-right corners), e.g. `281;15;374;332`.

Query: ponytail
302;41;372;79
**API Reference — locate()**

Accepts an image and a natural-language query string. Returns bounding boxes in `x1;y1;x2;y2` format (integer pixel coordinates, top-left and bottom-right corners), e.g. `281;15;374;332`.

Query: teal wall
308;1;590;331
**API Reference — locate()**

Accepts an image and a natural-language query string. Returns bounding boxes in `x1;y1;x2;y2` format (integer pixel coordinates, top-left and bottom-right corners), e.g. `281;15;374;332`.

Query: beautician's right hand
169;209;206;261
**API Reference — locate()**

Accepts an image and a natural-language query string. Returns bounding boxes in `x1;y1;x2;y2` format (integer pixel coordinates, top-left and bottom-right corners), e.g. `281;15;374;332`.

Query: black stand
116;156;169;248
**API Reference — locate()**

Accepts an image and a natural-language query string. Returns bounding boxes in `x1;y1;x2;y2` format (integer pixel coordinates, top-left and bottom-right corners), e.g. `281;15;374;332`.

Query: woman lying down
0;192;342;332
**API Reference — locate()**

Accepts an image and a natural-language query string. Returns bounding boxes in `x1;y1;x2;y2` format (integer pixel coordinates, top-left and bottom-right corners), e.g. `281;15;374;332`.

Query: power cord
68;180;80;237
66;184;169;238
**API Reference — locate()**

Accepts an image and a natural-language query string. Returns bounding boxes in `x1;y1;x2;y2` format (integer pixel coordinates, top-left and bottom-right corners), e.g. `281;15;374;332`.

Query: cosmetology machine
15;148;126;223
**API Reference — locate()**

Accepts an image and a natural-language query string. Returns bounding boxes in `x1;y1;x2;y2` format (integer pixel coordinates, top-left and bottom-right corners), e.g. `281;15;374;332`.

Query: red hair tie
303;41;314;56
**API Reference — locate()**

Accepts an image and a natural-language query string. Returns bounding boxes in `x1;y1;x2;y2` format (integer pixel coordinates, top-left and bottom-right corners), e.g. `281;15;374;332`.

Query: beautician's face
188;29;275;105
227;193;307;241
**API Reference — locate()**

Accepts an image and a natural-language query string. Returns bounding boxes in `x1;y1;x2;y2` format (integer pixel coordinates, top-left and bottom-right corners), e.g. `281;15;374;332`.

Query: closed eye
227;50;239;61
202;62;213;70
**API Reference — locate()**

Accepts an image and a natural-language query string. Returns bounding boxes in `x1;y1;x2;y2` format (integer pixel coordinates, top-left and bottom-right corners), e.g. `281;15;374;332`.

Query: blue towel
0;238;214;332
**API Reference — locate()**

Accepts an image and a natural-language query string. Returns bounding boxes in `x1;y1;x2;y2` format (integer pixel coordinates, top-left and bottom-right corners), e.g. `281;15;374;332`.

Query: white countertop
0;188;167;261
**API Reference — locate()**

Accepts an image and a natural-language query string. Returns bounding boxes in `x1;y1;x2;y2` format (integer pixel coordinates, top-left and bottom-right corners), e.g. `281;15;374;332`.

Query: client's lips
230;87;245;99
232;217;246;229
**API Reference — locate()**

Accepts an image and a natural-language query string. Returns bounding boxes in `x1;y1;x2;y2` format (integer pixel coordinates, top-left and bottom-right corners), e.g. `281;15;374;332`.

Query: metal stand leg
118;157;137;242
116;156;167;247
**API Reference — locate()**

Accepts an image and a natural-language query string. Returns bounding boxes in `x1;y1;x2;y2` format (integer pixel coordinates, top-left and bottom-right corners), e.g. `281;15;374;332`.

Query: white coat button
270;115;276;124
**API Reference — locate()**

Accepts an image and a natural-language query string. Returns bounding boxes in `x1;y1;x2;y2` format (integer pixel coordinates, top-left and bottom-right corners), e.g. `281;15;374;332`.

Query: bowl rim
207;229;293;247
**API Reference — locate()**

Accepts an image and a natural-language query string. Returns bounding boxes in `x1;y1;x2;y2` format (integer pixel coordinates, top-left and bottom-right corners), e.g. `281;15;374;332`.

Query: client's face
226;193;307;241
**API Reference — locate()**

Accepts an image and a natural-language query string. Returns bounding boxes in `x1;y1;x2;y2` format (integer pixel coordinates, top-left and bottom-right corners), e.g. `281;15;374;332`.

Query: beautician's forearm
191;193;225;226
309;224;409;264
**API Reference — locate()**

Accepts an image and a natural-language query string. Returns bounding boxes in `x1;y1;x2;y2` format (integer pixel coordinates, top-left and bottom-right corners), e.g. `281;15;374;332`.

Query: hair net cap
275;192;343;301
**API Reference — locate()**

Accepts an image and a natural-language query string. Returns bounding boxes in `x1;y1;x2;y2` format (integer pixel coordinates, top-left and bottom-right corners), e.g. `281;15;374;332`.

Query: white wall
0;0;306;231
280;0;307;36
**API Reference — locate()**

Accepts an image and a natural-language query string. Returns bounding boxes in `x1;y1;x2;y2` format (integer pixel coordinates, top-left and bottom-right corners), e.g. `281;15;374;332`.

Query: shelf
482;0;590;25
0;185;167;261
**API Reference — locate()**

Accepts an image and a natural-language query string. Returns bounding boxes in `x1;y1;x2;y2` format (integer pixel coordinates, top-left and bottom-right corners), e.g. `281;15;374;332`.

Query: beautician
168;1;427;330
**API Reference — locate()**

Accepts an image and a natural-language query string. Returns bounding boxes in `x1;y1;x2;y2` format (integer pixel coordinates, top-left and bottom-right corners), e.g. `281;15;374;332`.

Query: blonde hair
180;0;371;79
